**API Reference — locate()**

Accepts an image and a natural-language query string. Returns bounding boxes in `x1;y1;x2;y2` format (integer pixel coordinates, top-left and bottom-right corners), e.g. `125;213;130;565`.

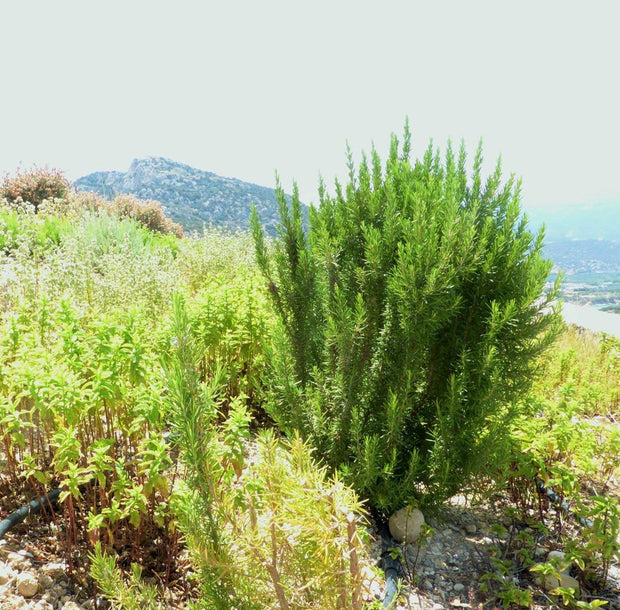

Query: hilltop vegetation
0;145;618;610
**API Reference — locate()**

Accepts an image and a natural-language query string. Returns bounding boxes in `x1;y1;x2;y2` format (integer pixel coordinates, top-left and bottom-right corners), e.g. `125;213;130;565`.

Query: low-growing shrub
109;194;184;238
1;166;71;212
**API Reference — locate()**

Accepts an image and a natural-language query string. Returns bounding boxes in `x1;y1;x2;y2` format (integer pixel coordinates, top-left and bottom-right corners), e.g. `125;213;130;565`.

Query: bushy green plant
90;542;162;610
0;299;172;551
529;326;620;418
251;123;561;512
1;166;71;212
487;322;620;606
176;228;256;293
0;203;72;254
0;207;274;599
164;296;371;609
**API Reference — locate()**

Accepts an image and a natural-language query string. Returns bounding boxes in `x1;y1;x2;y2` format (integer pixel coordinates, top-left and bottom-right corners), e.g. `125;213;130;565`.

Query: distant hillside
524;201;620;312
524;201;620;275
75;157;304;235
525;201;620;243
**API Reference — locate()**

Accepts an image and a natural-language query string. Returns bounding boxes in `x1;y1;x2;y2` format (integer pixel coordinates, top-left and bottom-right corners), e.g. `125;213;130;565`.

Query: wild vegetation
0;143;618;610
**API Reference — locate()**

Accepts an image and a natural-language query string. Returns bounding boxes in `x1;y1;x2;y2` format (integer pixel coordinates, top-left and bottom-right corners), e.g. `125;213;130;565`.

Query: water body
561;302;620;338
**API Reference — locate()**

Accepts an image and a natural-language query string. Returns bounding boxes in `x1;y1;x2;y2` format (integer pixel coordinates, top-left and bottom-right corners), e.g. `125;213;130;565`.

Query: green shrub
0;208;21;251
0;203;73;255
109;194;184;238
1;166;71;212
164;296;370;610
251;123;561;512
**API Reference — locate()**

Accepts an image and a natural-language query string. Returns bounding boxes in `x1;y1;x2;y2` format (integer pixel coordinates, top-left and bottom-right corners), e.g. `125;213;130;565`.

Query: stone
62;602;87;610
39;573;53;589
389;506;425;543
16;571;39;598
454;583;465;592
6;552;29;571
40;562;67;578
465;523;477;535
0;564;12;585
534;545;549;559
547;550;567;563
546;550;571;572
534;568;580;595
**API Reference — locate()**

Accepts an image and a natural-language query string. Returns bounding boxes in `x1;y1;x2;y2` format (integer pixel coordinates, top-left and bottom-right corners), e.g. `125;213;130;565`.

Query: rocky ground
362;494;620;610
0;492;617;610
0;533;87;610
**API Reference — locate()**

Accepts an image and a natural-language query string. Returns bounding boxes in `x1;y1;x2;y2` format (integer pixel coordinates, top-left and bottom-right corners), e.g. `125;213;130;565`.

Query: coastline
561;302;620;338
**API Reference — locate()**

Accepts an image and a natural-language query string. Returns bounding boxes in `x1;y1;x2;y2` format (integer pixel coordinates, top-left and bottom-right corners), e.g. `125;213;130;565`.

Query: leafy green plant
90;542;162;610
0;295;176;574
165;295;371;609
251;123;561;512
496;323;620;604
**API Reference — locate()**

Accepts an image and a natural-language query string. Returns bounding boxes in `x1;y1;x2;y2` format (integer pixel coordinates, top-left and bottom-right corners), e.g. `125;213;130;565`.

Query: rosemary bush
252;123;561;512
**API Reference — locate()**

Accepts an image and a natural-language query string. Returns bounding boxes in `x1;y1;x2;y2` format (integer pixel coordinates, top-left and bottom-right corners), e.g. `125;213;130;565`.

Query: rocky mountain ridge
75;157;299;235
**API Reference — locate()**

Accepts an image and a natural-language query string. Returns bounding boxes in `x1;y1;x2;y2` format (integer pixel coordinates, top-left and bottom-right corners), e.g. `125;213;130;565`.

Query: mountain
524;201;620;311
524;201;620;274
75;157;302;235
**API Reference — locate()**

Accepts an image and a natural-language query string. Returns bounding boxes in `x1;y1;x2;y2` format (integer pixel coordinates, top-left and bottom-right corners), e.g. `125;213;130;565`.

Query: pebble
16;571;39;597
0;539;77;609
0;564;13;585
40;562;67;578
536;570;581;594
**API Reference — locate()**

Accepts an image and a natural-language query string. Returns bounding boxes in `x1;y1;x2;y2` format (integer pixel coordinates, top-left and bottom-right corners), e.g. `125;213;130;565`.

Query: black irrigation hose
535;477;593;528
0;487;62;539
378;521;404;609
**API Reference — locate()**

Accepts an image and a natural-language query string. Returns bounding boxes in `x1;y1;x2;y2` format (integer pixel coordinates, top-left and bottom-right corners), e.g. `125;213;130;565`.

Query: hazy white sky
1;1;619;208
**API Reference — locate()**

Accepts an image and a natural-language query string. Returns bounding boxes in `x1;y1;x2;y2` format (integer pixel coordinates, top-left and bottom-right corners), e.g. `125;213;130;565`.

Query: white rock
62;602;87;610
6;551;29;570
40;562;67;578
0;563;13;585
388;506;425;543
547;550;567;563
534;568;580;595
16;571;39;598
3;594;28;610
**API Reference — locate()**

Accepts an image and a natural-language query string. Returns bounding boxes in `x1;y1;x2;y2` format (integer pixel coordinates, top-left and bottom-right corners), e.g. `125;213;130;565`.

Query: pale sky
1;1;619;208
